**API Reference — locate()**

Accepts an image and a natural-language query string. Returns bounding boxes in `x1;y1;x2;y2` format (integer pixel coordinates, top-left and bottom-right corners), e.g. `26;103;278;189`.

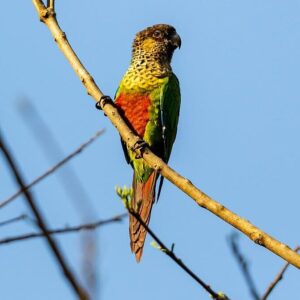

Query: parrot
114;24;181;262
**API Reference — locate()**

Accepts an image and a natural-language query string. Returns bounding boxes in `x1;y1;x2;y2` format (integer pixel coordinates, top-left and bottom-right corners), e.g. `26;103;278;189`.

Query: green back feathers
115;73;180;183
160;74;181;162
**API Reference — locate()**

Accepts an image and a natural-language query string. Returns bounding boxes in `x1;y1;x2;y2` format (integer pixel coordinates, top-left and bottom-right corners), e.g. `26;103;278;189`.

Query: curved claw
95;95;113;110
132;140;147;159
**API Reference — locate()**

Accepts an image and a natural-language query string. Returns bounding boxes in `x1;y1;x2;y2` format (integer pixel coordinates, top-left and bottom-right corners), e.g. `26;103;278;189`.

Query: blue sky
1;1;300;299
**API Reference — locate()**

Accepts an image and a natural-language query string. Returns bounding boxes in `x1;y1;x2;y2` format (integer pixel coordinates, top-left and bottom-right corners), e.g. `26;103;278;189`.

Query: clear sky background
1;1;300;299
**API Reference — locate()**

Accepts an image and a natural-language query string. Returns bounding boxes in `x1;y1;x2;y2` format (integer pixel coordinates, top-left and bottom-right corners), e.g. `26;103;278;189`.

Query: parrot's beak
170;32;181;49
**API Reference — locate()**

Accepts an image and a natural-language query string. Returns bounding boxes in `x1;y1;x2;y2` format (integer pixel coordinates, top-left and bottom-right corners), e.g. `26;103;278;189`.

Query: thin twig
18;99;98;218
128;208;229;300
0;213;127;245
0;130;89;300
31;0;300;268
229;233;260;300
18;99;99;297
261;246;300;300
47;0;54;10
0;129;104;209
0;214;28;228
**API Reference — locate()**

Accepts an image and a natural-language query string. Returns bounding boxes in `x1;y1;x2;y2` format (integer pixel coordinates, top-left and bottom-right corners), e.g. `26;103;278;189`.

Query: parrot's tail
129;171;158;262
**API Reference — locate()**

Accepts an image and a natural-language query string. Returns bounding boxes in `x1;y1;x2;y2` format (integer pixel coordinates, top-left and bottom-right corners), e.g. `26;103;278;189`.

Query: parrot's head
132;24;181;64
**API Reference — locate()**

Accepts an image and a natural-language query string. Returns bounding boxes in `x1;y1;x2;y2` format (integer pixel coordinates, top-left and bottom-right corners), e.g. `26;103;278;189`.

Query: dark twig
0;130;89;300
0;214;28;228
0;213;127;245
0;129;104;209
18;99;98;218
18;99;99;296
128;208;229;300
261;246;300;300
229;233;260;300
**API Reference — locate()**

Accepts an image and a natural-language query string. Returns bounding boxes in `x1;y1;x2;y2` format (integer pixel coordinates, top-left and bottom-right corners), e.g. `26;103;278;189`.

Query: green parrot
114;24;181;261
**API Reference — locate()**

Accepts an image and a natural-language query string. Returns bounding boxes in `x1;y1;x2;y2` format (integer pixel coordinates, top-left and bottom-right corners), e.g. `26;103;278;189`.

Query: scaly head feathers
132;24;181;64
123;24;181;82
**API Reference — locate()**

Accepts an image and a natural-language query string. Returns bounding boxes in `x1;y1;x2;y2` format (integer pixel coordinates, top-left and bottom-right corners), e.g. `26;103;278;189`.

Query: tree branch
31;0;300;269
0;213;127;245
128;208;229;300
0;214;28;228
47;0;54;10
0;130;89;300
0;129;104;209
17;98;100;297
229;233;260;300
261;246;300;300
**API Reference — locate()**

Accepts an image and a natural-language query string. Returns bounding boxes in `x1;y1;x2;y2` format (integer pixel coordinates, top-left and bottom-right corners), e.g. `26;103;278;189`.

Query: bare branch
261;246;300;300
18;99;98;217
0;129;104;209
128;208;229;300
0;214;28;228
229;233;260;300
0;213;127;245
18;99;99;296
229;235;300;300
0;130;89;300
47;0;55;10
31;0;300;268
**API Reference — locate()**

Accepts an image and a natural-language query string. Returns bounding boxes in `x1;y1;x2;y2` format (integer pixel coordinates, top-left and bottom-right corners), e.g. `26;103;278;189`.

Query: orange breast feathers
115;93;151;137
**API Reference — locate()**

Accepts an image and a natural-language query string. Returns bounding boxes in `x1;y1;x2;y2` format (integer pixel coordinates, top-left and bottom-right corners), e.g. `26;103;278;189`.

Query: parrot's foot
132;139;147;159
95;95;113;111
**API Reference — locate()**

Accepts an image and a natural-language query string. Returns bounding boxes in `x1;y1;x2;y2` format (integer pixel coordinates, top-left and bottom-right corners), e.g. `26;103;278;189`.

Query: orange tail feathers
129;171;158;262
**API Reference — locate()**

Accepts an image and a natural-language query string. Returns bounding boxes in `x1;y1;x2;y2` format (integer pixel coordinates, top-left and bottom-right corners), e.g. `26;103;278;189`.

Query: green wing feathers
160;74;181;163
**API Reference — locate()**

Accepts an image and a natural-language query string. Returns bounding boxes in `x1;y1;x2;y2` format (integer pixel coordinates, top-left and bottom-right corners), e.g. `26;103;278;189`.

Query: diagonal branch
229;233;260;300
31;0;300;269
0;214;28;228
0;130;89;300
0;129;104;209
17;99;100;297
128;208;229;300
0;213;127;245
47;0;54;10
261;246;300;300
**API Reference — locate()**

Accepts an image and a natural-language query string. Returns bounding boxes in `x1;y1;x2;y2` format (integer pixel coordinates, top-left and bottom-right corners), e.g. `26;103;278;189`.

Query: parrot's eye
153;30;163;39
